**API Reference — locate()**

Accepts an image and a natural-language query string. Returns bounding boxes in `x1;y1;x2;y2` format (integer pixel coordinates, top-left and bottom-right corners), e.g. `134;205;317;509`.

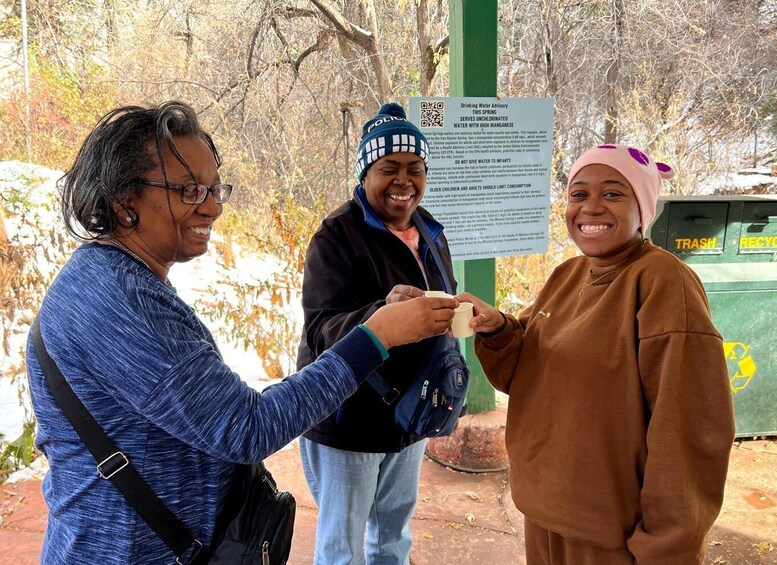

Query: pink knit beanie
567;144;674;230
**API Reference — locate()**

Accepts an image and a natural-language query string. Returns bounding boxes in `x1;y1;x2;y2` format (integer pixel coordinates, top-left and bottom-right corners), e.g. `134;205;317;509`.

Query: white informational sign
409;97;554;260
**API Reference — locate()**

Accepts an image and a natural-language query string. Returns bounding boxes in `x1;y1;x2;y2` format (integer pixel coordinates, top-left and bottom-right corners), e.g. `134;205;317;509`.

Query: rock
425;406;508;472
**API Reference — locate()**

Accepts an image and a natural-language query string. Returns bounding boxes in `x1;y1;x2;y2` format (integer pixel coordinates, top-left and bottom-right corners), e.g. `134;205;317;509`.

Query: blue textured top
26;243;384;564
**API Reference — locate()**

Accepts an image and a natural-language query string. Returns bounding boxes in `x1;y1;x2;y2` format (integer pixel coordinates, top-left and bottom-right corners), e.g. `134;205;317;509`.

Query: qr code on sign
420;100;445;128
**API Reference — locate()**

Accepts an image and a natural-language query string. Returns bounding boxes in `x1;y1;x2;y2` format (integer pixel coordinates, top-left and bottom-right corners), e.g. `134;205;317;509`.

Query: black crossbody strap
412;210;453;294
31;316;201;560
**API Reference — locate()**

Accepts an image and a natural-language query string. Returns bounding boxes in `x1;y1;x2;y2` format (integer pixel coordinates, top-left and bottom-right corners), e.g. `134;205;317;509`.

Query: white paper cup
424;290;454;299
451;302;474;338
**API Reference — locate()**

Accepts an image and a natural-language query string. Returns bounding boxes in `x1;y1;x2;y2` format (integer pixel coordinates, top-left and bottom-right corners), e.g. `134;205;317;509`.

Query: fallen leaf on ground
753;541;772;554
465;512;475;524
423;532;433;539
709;540;724;546
712;557;727;564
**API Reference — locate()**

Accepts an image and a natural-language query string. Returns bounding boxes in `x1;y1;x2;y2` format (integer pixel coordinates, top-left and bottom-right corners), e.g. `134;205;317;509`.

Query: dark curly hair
59;101;220;240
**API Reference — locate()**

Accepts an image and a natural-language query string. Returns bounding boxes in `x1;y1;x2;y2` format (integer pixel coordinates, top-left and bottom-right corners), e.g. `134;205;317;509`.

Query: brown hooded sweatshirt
475;240;735;564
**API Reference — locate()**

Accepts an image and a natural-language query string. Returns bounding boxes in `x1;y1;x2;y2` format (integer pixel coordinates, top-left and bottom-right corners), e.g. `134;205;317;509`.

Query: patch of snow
702;167;777;195
0;160;299;450
5;453;48;483
171;239;303;387
0;377;30;440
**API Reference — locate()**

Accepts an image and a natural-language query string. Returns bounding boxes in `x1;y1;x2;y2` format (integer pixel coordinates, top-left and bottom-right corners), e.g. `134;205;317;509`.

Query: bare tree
3;0;774;201
311;0;391;107
603;0;623;143
498;0;776;192
416;0;450;96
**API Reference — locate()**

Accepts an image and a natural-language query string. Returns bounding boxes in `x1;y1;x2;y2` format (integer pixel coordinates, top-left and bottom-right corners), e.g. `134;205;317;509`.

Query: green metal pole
449;0;497;414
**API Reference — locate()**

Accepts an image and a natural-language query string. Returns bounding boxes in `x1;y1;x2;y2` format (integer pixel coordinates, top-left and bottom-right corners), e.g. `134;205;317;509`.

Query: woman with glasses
26;101;457;564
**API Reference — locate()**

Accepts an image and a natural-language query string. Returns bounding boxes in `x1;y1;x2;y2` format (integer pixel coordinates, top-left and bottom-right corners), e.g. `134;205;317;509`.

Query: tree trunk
362;0;391;102
604;0;624;144
311;0;390;114
417;0;449;96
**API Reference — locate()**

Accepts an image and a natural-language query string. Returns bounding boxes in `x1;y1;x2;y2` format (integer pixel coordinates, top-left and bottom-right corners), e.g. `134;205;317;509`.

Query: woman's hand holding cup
457;292;506;335
423;290;474;338
363;295;457;349
386;284;425;304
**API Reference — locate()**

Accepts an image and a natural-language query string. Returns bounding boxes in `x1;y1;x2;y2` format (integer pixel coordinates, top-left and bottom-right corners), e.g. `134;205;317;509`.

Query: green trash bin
647;195;777;438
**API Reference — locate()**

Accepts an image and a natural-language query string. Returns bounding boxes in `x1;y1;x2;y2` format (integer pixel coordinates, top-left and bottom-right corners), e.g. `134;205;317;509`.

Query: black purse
31;316;295;564
206;463;295;565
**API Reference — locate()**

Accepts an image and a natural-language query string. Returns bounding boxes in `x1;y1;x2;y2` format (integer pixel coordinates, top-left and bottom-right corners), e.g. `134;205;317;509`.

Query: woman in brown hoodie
463;144;735;565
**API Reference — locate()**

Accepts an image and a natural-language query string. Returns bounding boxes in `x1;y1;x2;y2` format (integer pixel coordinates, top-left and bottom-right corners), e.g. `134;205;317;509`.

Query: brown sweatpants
524;519;635;565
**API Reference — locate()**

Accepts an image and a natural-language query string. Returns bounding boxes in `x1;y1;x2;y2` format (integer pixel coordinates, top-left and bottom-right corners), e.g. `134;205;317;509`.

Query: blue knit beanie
355;102;430;180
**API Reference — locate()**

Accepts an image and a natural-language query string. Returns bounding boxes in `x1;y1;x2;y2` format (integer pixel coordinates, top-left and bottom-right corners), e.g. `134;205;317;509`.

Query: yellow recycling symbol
723;342;757;393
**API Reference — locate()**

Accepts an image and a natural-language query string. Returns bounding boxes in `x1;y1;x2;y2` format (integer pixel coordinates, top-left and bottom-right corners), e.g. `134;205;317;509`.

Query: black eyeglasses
137;180;233;205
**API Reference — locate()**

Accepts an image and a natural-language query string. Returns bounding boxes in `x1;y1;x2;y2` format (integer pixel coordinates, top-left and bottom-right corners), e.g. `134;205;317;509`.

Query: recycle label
723;342;757;393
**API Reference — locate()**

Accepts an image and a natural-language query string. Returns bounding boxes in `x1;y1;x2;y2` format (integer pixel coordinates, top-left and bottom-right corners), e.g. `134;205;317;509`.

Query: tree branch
293;31;331;73
246;23;264;80
309;0;372;50
417;0;448;95
284;6;318;18
309;0;390;100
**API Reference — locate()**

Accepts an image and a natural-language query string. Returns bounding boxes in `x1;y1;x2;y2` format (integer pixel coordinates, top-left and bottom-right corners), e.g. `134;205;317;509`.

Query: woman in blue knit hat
297;102;455;565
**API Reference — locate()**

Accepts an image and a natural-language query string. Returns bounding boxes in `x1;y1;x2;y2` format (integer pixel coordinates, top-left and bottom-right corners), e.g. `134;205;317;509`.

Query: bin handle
688;215;712;225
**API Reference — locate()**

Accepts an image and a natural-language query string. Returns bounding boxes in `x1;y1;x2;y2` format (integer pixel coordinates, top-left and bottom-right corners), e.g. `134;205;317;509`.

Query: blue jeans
299;437;428;565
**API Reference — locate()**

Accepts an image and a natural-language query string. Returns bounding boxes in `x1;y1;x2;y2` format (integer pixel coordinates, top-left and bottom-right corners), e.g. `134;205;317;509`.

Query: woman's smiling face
362;153;426;231
565;164;643;267
121;136;223;273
